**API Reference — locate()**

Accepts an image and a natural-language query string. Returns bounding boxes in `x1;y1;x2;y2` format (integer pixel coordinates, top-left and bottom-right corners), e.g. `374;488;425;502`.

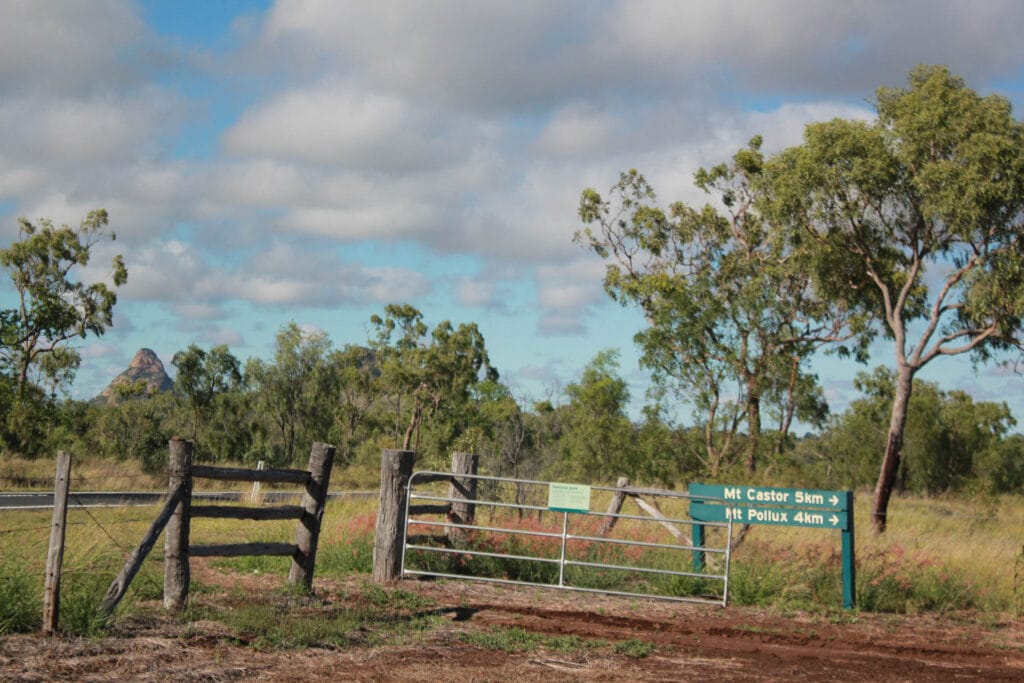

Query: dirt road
2;573;1021;681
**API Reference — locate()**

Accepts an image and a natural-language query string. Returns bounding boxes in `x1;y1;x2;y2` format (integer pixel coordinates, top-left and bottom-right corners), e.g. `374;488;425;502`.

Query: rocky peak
95;348;174;405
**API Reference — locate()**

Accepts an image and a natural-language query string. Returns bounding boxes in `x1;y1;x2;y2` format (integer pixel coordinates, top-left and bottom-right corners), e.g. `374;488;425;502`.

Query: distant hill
94;348;174;405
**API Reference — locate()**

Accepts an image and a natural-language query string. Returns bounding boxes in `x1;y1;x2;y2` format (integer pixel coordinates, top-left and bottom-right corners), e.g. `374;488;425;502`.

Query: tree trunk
744;389;761;474
871;364;914;533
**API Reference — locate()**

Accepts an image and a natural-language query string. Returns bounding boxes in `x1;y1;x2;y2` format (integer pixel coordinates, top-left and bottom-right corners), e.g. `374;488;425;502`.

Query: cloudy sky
2;0;1024;424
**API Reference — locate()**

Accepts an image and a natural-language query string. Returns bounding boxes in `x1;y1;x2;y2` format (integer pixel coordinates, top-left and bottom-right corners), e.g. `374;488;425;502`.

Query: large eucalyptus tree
577;141;854;475
771;66;1024;531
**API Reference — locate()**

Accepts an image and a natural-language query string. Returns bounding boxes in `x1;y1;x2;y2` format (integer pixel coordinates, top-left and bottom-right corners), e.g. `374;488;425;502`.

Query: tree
171;344;242;444
246;323;337;466
577;141;857;475
555;350;636;482
0;210;126;398
370;304;497;457
770;65;1024;531
329;343;386;465
817;367;1014;494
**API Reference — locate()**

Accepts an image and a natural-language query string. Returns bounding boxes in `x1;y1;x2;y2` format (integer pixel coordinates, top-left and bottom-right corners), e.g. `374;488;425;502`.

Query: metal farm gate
400;472;733;606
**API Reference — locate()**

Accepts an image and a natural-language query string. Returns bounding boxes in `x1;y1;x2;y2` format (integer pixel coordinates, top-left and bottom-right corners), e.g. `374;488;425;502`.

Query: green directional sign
689;483;848;511
689;501;848;530
689;483;857;610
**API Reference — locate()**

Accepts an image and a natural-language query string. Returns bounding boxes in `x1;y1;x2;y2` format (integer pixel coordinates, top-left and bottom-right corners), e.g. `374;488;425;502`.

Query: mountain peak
95;348;174;405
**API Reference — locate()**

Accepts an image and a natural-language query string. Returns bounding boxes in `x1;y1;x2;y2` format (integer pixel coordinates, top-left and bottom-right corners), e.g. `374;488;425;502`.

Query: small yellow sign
547;482;591;512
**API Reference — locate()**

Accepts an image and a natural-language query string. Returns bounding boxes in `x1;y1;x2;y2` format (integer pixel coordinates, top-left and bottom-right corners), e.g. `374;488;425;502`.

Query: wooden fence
99;438;335;617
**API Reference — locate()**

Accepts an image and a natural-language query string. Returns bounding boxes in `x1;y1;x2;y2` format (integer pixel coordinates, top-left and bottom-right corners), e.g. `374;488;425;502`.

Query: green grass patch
457;625;602;654
0;561;41;634
203;585;440;650
611;637;656;658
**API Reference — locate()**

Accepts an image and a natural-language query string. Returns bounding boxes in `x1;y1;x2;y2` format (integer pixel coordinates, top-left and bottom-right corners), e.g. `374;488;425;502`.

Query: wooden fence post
163;438;192;611
372;449;414;583
98;484;184;619
249;460;265;504
43;451;72;635
288;442;336;590
447;452;478;540
598;477;630;537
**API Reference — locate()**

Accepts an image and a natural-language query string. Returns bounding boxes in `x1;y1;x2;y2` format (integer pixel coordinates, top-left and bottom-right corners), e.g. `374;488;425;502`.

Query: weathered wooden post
43;451;72;635
98;484;183;619
163;438;192;610
288;442;336;590
372;449;414;583
446;452;478;540
249;460;265;504
598;476;630;537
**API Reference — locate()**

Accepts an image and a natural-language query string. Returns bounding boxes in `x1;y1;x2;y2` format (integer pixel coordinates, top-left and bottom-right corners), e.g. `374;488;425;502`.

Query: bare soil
2;562;1022;682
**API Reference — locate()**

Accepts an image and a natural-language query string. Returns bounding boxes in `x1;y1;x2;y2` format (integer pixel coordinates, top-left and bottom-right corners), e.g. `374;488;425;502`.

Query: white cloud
534;105;622;159
456;279;495;308
595;1;1024;96
172;303;226;321
259;1;591;111
223;82;455;171
0;0;150;95
206;327;245;347
534;258;607;336
5;0;1024;415
118;239;431;311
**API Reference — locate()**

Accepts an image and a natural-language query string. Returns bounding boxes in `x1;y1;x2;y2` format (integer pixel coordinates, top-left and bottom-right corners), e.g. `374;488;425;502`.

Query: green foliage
0;561;40;634
769;65;1024;529
577;143;852;476
246;323;338;466
856;549;978;614
59;572;113;637
91;392;175;471
815;367;1016;494
214;586;439;650
977;434;1024;493
370;303;497;463
612;637;656;658
313;533;375;577
549;350;636;483
171;344;242;448
0;209;126;455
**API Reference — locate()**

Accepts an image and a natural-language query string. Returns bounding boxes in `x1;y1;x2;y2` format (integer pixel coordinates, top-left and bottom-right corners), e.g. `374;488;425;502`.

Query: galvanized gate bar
401;471;733;606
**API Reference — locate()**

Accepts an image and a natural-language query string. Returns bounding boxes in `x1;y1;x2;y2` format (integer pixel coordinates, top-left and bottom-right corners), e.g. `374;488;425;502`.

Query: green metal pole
692;516;706;573
841;490;856;609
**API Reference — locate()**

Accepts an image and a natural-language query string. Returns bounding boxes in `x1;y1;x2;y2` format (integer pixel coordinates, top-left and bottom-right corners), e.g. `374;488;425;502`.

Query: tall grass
0;455;162;491
0;506;165;635
2;489;1022;638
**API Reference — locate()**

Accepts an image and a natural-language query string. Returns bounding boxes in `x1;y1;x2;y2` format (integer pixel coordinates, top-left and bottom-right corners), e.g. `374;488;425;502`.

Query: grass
0;455;162;491
456;626;656;659
457;625;603;654
185;584;442;650
2;480;1023;641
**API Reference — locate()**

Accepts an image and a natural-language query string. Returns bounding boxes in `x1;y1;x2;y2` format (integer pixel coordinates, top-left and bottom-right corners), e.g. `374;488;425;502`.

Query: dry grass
2;480;1023;634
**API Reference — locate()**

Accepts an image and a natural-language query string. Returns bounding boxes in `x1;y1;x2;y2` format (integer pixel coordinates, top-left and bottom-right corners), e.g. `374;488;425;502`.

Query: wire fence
0;492;171;628
0;473;160;489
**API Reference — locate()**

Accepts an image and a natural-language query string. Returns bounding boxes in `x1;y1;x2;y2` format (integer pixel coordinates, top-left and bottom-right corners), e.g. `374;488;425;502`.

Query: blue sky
2;1;1024;427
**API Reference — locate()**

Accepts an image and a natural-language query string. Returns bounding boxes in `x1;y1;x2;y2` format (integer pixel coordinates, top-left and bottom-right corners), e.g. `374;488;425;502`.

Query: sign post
689;483;856;609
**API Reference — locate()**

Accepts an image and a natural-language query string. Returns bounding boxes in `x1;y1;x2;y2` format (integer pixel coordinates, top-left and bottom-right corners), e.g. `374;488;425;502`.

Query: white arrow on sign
829;514;839;526
829;494;839;506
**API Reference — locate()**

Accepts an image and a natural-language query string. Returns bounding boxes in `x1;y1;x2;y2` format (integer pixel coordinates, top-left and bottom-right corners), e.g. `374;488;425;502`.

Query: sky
2;0;1024;428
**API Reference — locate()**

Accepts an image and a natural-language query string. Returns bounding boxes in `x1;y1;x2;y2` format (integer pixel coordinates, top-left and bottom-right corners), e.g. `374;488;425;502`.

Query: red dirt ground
2;564;1022;681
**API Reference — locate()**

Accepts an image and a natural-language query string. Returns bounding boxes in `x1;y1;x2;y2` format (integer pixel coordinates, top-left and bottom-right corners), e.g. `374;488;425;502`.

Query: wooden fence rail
98;438;335;618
